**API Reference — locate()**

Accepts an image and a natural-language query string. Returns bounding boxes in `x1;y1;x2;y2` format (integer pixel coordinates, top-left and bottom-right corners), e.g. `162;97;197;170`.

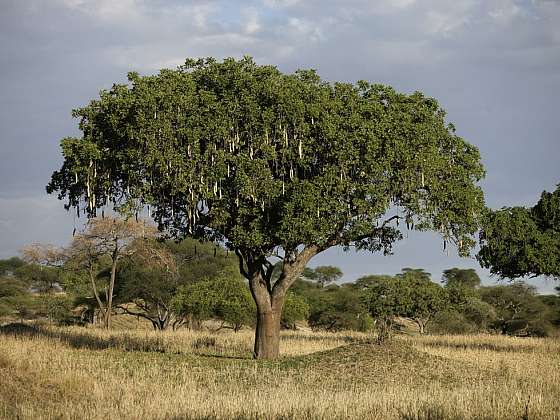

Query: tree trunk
254;300;283;359
242;245;319;359
89;265;107;327
248;267;286;359
105;248;118;330
415;318;426;334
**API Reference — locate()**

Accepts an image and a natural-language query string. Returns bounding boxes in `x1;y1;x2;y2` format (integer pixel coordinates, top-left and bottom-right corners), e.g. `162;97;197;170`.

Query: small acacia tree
396;268;446;334
361;276;401;342
47;57;485;358
21;244;66;293
311;266;343;288
442;268;481;289
66;217;157;329
281;292;310;329
172;272;255;332
116;238;178;330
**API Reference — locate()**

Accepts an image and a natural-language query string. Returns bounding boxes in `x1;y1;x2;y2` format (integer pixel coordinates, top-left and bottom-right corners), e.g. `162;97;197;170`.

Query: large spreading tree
47;57;485;359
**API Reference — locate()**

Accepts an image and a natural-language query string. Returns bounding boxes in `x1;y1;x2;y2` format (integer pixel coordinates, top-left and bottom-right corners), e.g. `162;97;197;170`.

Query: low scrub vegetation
2;248;559;340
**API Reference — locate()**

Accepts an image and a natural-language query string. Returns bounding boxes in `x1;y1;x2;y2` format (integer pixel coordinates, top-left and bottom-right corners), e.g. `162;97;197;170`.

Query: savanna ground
0;318;559;420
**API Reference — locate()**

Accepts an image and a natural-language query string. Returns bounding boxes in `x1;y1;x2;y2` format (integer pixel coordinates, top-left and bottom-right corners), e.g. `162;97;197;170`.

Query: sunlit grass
0;323;558;419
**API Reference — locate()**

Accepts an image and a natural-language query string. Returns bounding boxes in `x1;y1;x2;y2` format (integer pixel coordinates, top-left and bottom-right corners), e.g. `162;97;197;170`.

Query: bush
281;292;310;329
430;310;476;335
462;298;496;330
357;312;375;333
173;273;255;331
39;294;82;325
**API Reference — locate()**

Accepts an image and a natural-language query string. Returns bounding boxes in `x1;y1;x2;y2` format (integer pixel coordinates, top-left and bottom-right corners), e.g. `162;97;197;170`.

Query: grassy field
0;322;559;420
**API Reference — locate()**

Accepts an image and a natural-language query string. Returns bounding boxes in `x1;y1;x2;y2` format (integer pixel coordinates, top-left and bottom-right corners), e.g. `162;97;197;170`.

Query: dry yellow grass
0;324;558;419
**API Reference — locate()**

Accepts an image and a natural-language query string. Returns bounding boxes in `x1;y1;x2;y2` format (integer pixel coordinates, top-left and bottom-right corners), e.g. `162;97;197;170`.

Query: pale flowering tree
66;217;158;329
21;243;66;293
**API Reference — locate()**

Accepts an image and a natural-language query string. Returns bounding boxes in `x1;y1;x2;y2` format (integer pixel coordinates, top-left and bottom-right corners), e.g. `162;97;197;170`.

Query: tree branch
116;304;162;324
235;248;249;279
272;244;319;299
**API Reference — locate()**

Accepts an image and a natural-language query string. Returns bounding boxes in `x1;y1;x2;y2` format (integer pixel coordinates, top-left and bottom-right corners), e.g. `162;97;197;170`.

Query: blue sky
0;0;558;291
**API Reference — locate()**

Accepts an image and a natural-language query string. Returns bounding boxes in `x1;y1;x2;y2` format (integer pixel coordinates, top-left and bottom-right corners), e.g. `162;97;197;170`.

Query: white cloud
488;0;523;23
188;3;218;30
243;7;261;35
57;0;143;23
263;0;301;8
286;17;325;42
421;1;475;37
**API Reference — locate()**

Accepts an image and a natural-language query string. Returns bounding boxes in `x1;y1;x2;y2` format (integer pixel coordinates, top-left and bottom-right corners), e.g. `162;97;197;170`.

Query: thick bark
253;293;284;359
245;245;319;359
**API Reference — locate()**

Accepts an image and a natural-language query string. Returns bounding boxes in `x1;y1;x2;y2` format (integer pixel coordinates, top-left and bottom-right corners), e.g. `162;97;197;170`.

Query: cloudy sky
0;0;558;290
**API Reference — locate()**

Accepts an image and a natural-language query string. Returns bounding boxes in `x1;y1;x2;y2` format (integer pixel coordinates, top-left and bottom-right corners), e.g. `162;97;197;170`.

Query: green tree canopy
172;273;255;332
47;56;485;358
311;266;343;288
478;185;560;280
396;268;447;334
479;282;553;336
442;268;481;289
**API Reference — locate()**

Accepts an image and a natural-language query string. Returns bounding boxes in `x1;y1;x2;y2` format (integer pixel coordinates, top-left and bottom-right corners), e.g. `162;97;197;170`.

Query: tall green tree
311;266;343;288
396;268;447;334
442;268;481;289
47;57;485;359
478;185;560;280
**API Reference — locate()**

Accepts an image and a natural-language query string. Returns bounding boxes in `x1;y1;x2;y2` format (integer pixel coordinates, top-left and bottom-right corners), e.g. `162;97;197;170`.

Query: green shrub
430;310;476;335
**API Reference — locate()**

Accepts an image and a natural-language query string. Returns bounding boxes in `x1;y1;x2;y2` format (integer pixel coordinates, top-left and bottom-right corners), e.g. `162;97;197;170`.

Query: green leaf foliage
281;292;310;329
172;273;255;331
479;283;554;336
48;56;485;259
478;185;560;279
361;269;446;333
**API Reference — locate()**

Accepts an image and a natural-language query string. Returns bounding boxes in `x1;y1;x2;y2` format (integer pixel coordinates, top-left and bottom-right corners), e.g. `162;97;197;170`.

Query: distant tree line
1;223;559;338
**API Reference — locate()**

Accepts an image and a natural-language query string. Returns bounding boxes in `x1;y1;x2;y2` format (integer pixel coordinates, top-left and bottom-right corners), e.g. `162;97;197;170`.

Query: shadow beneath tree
0;322;167;353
